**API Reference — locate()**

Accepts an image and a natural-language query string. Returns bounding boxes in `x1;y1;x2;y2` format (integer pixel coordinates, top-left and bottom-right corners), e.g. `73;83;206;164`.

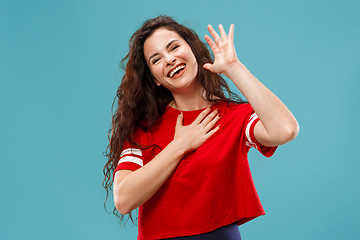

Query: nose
165;55;176;66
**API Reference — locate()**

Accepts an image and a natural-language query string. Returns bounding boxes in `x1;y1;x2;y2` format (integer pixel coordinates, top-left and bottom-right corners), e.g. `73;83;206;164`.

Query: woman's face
143;28;198;94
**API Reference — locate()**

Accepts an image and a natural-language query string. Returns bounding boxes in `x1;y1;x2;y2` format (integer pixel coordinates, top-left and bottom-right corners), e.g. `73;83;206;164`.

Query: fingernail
218;113;222;117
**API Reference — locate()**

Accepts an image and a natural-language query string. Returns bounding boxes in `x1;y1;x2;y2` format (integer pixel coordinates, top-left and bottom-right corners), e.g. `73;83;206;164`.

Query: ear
154;80;161;86
149;71;161;86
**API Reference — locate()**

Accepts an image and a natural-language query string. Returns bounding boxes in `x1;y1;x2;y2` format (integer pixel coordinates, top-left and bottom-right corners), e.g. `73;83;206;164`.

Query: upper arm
113;169;133;215
114;169;133;187
253;120;280;147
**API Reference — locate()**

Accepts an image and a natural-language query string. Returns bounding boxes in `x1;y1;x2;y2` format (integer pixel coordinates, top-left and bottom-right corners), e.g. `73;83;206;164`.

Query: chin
170;78;199;93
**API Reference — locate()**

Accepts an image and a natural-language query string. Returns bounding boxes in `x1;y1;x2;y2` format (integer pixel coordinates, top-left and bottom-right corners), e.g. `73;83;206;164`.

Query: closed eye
152;58;160;64
171;45;179;51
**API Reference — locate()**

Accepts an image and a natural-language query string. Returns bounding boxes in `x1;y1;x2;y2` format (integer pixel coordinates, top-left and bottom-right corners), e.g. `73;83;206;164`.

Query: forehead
143;28;185;57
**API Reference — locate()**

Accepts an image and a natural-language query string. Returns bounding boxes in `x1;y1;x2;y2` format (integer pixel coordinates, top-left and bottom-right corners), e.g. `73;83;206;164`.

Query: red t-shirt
114;101;277;240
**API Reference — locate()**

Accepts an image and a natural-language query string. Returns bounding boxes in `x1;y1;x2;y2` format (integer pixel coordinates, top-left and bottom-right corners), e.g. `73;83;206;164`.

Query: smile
168;64;186;78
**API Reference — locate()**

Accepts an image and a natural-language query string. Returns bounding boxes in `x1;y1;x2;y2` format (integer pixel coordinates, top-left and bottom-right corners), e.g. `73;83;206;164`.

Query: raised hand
203;24;240;77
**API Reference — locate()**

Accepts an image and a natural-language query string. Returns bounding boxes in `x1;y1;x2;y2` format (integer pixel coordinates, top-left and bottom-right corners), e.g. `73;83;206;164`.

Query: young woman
103;15;299;240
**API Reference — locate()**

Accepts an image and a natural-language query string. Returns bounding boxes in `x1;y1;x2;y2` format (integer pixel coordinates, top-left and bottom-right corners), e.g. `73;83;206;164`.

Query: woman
103;15;299;240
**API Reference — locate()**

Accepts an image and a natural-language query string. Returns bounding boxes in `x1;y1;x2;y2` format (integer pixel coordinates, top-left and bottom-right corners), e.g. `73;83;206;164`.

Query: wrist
223;60;246;78
168;139;188;158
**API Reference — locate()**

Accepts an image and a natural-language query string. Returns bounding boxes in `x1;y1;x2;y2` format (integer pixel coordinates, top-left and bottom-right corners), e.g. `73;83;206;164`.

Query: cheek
187;50;198;68
150;66;162;78
189;53;198;74
193;62;199;77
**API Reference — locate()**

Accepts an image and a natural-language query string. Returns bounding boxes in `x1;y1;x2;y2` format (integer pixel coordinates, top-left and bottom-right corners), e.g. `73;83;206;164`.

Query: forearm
114;140;185;214
225;61;299;138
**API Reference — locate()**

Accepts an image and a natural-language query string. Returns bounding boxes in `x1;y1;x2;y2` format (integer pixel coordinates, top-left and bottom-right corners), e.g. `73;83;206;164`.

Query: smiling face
143;28;199;94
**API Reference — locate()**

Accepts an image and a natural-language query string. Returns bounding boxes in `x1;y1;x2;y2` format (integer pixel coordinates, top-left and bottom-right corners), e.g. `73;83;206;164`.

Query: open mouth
168;64;186;78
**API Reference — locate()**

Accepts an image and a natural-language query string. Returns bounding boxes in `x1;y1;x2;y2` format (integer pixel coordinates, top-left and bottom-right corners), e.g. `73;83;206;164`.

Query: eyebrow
148;39;179;63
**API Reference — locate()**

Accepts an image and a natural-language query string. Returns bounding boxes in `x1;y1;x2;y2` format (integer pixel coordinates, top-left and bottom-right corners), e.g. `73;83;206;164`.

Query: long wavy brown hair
103;15;246;225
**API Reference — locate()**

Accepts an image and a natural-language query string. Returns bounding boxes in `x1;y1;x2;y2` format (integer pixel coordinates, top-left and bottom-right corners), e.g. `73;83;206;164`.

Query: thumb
176;112;183;127
203;63;212;72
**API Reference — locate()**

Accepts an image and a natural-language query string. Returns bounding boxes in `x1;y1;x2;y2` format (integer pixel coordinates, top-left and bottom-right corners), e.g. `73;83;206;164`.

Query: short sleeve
245;110;278;158
113;140;144;179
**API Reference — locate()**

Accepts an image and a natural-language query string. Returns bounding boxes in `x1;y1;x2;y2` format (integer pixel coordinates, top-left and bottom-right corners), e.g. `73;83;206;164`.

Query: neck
170;82;212;111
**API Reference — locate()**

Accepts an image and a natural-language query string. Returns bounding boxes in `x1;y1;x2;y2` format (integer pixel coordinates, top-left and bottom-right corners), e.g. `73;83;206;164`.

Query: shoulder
149;106;178;131
129;126;153;146
220;101;252;115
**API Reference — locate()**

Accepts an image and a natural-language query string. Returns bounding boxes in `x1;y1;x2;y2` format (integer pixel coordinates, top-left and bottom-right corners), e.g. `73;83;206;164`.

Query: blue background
1;0;359;239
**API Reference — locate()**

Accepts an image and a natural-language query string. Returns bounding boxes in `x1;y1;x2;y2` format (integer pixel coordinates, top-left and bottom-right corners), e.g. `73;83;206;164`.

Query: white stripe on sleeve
245;113;259;149
120;148;142;157
117;156;144;167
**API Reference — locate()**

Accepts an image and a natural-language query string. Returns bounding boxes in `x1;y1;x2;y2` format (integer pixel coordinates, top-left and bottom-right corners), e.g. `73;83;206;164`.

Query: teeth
169;65;185;78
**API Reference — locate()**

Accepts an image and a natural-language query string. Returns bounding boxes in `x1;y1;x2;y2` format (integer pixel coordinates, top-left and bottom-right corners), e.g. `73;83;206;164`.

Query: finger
193;107;212;125
203;114;221;133
205;125;221;138
207;24;221;45
228;24;234;42
200;109;218;126
204;34;217;52
218;24;227;40
176;112;183;127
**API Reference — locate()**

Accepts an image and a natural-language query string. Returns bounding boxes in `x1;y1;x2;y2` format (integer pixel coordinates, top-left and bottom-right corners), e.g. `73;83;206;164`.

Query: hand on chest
147;107;245;176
